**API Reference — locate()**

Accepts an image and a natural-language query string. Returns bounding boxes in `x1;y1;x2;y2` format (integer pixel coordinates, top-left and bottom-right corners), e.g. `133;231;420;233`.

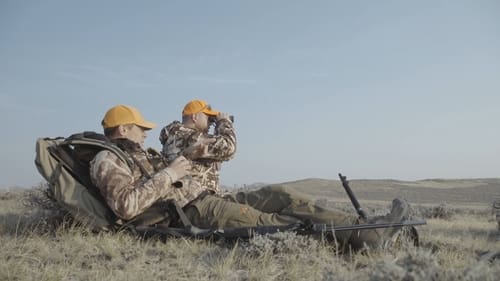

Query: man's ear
117;125;128;137
191;114;198;123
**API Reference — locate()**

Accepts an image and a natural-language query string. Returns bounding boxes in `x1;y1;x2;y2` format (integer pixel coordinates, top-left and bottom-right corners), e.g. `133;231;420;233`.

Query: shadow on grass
0;210;68;236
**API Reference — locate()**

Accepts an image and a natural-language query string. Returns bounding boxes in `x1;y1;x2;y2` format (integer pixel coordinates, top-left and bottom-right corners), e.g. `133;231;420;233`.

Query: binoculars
208;115;234;124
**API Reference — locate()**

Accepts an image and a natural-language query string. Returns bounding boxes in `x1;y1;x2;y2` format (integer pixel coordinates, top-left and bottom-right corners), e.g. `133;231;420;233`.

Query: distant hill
236;178;500;205
5;177;500;206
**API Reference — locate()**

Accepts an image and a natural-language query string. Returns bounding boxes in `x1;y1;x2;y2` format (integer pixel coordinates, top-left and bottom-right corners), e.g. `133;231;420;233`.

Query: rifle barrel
339;173;368;219
309;219;427;233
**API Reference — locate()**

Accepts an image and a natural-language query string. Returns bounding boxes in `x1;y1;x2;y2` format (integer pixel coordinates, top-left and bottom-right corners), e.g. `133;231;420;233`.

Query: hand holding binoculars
208;115;234;124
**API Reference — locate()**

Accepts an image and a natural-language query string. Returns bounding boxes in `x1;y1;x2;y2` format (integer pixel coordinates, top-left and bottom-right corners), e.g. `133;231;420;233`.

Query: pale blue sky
1;0;499;188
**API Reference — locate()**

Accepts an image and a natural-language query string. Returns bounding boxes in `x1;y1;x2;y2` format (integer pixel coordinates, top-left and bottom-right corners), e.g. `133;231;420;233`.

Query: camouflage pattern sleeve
89;150;180;220
186;119;237;161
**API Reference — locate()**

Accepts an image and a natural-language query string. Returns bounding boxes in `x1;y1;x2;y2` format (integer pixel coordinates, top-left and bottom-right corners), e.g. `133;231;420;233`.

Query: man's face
123;124;147;145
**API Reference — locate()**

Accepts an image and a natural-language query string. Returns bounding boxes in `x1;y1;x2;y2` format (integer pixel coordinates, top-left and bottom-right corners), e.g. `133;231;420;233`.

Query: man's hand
168;156;192;179
182;138;216;159
216;112;232;122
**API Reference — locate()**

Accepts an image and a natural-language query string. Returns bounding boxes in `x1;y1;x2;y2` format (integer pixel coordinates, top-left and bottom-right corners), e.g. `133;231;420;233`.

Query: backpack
35;132;135;230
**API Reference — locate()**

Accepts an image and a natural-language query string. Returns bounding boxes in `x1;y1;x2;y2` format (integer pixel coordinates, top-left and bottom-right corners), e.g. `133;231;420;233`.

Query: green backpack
35;132;134;230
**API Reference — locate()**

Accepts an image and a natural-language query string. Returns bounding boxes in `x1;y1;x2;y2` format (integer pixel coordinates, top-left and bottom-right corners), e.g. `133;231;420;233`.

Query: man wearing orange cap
160;100;307;227
89;104;207;221
160;99;236;195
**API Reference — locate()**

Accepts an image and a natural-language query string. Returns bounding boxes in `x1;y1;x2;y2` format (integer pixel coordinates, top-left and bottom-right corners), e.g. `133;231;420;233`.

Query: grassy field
0;179;499;281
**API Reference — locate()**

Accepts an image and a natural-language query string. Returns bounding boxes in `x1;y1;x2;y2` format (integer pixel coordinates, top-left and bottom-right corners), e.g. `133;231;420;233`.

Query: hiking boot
371;197;410;224
371;197;410;240
348;198;410;250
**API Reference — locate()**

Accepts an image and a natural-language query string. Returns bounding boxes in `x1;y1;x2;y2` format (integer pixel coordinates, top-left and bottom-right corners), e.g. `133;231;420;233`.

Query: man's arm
90;151;189;220
186;119;236;161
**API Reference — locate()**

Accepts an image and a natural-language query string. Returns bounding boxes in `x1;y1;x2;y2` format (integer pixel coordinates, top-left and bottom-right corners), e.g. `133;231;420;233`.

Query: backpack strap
48;162;63;186
64;132;134;168
129;154;152;180
173;200;192;227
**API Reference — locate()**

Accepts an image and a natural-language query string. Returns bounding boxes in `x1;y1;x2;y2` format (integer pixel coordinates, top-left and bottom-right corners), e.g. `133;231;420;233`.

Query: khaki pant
184;185;363;247
229;185;357;226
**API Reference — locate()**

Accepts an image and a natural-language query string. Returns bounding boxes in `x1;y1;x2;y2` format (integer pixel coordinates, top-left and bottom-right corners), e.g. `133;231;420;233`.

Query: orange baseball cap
182;99;219;116
101;104;156;129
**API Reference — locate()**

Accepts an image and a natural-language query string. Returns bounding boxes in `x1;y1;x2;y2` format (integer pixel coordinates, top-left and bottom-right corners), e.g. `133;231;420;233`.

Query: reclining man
89;104;197;222
159;100;410;250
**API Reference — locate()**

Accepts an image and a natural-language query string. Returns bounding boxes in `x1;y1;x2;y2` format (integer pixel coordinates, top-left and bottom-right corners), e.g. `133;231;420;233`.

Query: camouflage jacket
89;139;205;220
159;119;236;194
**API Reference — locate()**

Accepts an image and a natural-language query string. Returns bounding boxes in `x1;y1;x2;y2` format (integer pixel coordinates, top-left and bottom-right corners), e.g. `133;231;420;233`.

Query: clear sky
1;0;499;189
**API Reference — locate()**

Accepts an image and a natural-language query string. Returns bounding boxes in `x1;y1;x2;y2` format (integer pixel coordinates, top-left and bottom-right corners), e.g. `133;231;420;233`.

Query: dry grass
0;186;499;281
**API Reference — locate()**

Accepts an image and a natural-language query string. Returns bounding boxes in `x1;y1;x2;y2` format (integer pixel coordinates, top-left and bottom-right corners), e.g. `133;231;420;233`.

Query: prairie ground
1;178;499;281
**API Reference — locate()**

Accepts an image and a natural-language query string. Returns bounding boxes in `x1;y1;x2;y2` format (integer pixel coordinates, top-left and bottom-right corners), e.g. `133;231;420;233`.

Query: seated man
160;99;410;250
90;104;197;221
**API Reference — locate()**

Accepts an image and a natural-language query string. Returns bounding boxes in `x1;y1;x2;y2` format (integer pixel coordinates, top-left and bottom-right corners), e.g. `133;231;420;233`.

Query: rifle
135;219;427;240
339;173;367;219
